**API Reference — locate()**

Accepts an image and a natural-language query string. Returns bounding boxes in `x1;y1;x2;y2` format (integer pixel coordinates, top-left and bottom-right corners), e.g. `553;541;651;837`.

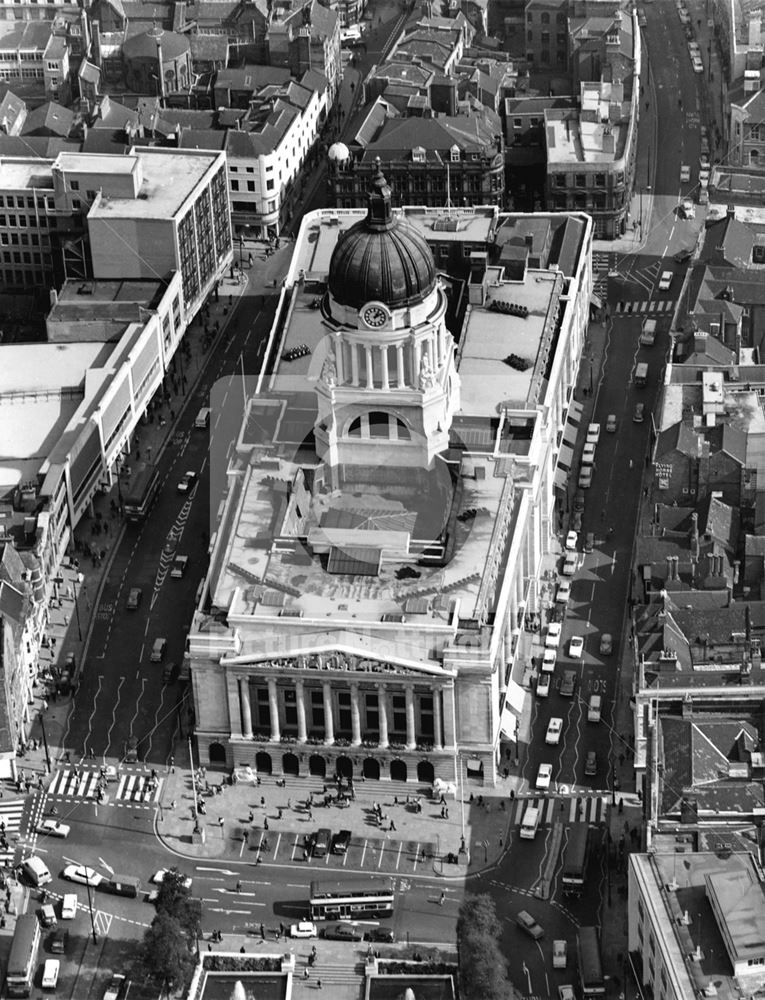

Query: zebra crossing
592;251;611;297
512;795;609;828
47;769;101;799
0;799;26;865
614;299;675;315
115;773;161;803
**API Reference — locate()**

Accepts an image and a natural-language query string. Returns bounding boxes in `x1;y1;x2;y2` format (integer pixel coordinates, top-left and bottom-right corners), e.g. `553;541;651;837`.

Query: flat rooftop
49;279;167;322
546;115;627;164
87;149;221;220
0;159;54;192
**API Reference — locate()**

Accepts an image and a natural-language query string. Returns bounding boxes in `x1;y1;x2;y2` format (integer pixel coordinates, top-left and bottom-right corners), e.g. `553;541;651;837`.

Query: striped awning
558;443;574;469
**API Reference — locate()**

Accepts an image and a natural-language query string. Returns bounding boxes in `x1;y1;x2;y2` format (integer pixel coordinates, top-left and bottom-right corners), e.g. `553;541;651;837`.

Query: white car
37;819;70;838
581;442;596;466
556;580;571;604
542;649;557;673
290;921;318;938
562;551;578;575
42;959;60;990
680;164;690;183
568;635;584;658
545;623;562;649
536;764;553;791
599;633;613;655
679;198;695;220
692;55;703;72
536;673;551;698
559;987;576;1000
151;868;193;890
62;865;103;887
586;423;600;444
545;718;563;745
578;467;593;489
61;894;77;919
565;531;578;551
658;271;673;291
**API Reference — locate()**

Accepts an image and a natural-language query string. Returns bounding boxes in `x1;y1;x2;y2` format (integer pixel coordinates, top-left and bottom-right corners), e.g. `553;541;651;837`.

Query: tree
154;869;201;940
457;895;511;1000
139;912;196;990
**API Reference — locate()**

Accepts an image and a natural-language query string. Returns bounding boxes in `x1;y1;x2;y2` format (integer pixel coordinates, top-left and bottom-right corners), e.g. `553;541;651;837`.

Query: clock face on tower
361;303;389;328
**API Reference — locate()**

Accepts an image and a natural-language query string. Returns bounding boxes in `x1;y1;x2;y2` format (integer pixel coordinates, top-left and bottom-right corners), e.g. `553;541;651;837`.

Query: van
553;940;568;969
520;805;540;840
640;319;656;346
150;638;167;662
100;874;140;898
21;856;52;887
194;407;211;429
61;894;77;920
39;904;57;928
635;362;648;386
42;958;60;990
588;695;602;723
311;828;332;857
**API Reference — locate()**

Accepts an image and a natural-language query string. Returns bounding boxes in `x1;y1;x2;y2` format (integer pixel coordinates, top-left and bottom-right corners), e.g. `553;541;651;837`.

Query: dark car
365;926;395;943
332;830;351;855
162;661;178;684
585;751;598;776
323;923;363;941
573;491;585;513
311;828;332;858
48;928;68;954
560;670;577;698
674;247;693;264
125;735;139;763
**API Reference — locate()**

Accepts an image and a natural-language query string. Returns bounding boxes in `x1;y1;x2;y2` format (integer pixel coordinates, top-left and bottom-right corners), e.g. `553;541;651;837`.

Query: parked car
126;587;142;610
556;580;571;604
545;718;563;745
679;198;695;220
536;763;553;790
150;638;167;663
584;532;594;553
559;986;576;1000
581;442;596;466
562;552;578;576
545;623;562;649
61;895;77;920
578;466;593;489
366;926;395;943
323;923;363;941
674;247;693;264
573;491;585;513
586;423;600;444
517;910;544;940
536;673;551;698
572;510;583;531
332;830;351;855
38;904;57;928
692;54;704;72
41;958;60;990
103;974;126;1000
565;530;578;551
599;633;613;655
568;635;584;659
48;928;68;954
62;865;102;887
542;649;557;673
177;471;197;494
658;270;674;291
170;555;188;579
290;921;318;939
150;869;192;890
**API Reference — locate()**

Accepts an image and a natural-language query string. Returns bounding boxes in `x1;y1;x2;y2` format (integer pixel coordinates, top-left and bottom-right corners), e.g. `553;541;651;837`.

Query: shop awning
558;443;574;468
554;466;568;490
590;292;603;309
569;399;583;422
562;421;578;446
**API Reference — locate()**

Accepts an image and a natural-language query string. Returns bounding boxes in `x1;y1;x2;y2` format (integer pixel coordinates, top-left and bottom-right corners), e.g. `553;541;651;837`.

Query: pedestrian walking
171;799;177;810
317;980;322;990
170;755;175;773
308;808;313;822
260;922;265;939
260;796;265;808
390;820;396;832
248;810;254;823
439;891;445;906
236;880;242;893
303;969;310;981
218;817;225;829
264;818;269;831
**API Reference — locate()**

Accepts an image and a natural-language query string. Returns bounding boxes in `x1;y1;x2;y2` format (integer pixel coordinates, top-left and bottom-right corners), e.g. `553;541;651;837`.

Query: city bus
308;878;395;920
577;926;605;997
124;463;160;521
6;914;41;997
561;823;590;895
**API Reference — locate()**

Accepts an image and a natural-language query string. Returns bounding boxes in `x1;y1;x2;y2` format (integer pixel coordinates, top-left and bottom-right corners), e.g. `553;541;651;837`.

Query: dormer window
450;145;461;162
412;146;425;163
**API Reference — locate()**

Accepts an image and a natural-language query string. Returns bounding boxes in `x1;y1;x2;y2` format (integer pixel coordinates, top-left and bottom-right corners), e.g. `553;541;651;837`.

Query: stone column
239;677;253;739
350;342;359;385
365;346;374;388
442;682;456;748
405;685;416;750
396;345;406;388
335;339;345;383
350;683;361;746
296;679;307;743
323;682;334;745
381;345;390;389
433;687;443;750
268;677;281;741
377;684;389;748
228;675;242;738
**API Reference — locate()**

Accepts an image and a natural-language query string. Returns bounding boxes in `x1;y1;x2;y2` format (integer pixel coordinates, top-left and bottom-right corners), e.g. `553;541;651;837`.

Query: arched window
345;412;412;440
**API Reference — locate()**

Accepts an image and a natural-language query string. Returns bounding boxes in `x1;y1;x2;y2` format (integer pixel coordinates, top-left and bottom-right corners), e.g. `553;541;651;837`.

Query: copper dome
328;164;436;311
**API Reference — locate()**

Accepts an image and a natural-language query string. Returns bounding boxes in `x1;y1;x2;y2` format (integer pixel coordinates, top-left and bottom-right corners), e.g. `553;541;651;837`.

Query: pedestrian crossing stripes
512;795;608;828
115;774;161;803
592;251;611;297
615;299;675;314
48;769;100;799
0;799;25;865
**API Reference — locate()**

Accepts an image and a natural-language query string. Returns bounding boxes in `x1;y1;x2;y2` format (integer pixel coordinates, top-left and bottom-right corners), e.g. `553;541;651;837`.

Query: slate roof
706;422;747;466
0;134;80;156
21;102;74;138
359;110;500;160
683;332;736;366
79;60;101;85
655;420;701;460
703;215;755;269
214;65;292;91
178;128;226;151
699;493;740;551
0;91;26;133
189;34;229;61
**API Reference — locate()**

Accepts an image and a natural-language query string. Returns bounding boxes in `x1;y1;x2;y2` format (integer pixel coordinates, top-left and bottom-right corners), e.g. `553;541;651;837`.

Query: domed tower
315;164;460;472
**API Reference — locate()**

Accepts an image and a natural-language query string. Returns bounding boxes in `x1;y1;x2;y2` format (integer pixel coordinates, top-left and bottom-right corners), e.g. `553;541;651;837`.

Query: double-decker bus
577;926;605;997
309;878;395;920
124;463;160;521
561;823;590;895
6;914;41;997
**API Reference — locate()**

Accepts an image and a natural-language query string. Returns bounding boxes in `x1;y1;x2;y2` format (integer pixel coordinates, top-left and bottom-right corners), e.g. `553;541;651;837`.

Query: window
540;49;550;63
594;173;606;186
70;180;79;190
247;181;255;192
513;117;522;128
266;179;274;190
541;31;550;44
541;11;549;23
392;694;406;732
554;173;566;187
231;180;239;191
46;61;58;70
311;689;324;729
575;173;586;188
750;124;761;140
365;693;378;730
284;688;297;728
450;147;460;162
557;11;566;23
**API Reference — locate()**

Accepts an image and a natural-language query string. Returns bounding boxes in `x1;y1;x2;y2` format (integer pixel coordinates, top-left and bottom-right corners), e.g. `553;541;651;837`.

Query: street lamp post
39;714;51;774
72;572;84;642
63;857;98;943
